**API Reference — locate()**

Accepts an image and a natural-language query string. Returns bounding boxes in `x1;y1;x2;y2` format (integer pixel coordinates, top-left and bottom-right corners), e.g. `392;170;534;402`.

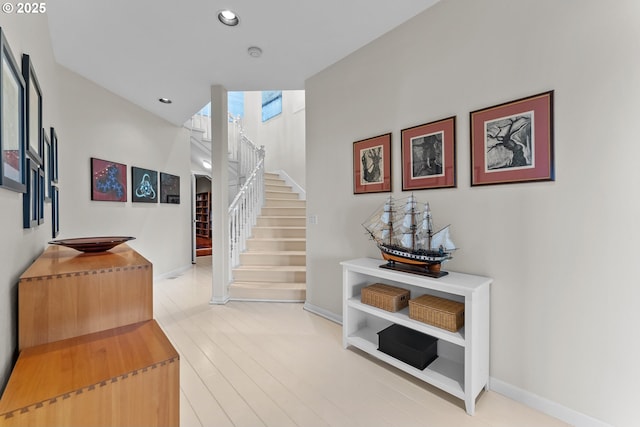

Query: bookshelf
196;191;212;238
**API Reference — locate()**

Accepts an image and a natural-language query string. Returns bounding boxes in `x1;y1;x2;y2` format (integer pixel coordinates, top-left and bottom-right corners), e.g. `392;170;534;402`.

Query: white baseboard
303;302;342;325
153;264;193;281
489;377;611;427
209;296;230;305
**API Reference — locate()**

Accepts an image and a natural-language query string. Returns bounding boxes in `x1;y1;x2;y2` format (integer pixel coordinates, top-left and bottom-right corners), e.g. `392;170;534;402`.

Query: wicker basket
409;294;464;332
361;283;410;312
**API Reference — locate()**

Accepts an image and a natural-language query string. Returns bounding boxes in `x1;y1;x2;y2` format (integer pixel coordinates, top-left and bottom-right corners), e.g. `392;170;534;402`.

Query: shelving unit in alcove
342;258;492;415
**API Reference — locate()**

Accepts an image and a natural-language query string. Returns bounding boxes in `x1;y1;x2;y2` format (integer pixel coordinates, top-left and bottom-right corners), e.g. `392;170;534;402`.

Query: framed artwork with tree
353;133;391;194
470;90;554;186
401;116;456;191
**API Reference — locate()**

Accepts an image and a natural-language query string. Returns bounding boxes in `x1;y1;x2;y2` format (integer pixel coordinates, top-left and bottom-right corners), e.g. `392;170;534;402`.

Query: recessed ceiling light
247;46;262;58
158;97;172;104
218;10;239;26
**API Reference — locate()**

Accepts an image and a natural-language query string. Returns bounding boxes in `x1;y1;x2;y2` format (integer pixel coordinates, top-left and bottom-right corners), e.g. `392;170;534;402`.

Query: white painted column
210;85;229;304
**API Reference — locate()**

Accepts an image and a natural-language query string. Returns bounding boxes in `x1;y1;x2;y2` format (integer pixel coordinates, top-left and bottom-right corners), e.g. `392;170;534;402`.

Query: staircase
229;172;306;302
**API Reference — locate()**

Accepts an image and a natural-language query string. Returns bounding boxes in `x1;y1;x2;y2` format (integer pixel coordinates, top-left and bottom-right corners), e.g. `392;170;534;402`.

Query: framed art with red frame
401;116;456;191
353;133;392;194
470;90;554;186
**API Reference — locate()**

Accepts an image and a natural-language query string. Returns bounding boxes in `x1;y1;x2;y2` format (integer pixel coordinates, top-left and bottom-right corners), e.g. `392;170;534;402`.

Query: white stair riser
229;286;305;301
240;253;306;266
253;227;306;238
264;199;306;208
257;217;306;227
232;269;306;283
261;207;306;216
246;239;306;251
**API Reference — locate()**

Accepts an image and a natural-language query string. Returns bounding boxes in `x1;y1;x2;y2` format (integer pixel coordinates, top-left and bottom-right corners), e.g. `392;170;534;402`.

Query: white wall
0;14;191;392
56;67;192;275
305;0;640;426
243;91;306;187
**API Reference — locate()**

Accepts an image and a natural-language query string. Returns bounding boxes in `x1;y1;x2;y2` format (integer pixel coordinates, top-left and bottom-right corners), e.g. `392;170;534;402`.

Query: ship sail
430;225;456;251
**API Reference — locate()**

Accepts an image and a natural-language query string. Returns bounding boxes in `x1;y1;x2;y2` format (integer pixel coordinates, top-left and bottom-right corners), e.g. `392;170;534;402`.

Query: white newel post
210;85;230;304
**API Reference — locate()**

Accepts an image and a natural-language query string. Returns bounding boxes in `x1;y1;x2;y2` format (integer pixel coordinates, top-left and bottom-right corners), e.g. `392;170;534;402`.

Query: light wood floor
154;256;568;427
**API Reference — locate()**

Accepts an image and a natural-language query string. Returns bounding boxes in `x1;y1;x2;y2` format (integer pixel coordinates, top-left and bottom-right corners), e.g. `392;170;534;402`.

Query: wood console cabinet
18;244;153;350
1;244;179;426
342;258;491;415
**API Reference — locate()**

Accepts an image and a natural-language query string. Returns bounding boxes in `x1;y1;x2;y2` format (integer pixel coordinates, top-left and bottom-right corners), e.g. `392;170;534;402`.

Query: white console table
341;258;492;415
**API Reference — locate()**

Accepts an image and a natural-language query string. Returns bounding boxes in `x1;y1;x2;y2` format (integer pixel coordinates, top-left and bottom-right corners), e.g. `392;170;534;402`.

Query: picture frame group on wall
351;90;554;193
401;116;456;191
90;158;180;205
470;90;554;186
353;133;392;194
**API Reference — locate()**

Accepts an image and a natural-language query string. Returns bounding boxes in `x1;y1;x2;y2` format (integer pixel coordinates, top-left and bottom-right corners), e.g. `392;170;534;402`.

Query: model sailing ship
362;195;456;277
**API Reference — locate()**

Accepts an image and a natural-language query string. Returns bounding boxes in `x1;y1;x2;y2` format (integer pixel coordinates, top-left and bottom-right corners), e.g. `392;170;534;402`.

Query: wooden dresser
0;244;179;426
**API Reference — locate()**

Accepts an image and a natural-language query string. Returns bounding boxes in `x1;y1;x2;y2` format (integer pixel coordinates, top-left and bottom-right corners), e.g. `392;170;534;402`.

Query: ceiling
47;0;440;126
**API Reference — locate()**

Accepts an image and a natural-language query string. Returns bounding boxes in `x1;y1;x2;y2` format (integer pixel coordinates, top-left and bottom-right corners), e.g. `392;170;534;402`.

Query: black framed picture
43;128;51;201
0;27;26;193
470;90;554;186
50;127;58;183
91;157;126;202
22;54;42;165
131;166;158;203
52;185;59;238
23;158;39;228
353;133;392;194
160;172;180;204
401;116;456;191
37;165;44;224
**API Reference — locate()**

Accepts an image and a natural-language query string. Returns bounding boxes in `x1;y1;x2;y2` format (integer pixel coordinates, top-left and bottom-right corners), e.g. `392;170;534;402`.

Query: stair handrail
228;145;265;276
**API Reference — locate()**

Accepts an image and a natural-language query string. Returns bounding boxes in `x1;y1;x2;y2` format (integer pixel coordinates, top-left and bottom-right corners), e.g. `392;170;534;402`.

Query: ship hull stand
379;250;449;278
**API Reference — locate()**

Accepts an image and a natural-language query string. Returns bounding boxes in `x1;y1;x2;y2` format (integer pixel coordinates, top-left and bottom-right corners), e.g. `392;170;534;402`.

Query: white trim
210;296;230;305
273;169;306;200
303;302;342;325
153;264;193;281
230;298;305;303
489;377;612;427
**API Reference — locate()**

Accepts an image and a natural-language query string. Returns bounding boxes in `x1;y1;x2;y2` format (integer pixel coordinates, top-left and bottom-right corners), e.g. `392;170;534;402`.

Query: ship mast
381;196;394;246
401;194;419;250
424;203;433;250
